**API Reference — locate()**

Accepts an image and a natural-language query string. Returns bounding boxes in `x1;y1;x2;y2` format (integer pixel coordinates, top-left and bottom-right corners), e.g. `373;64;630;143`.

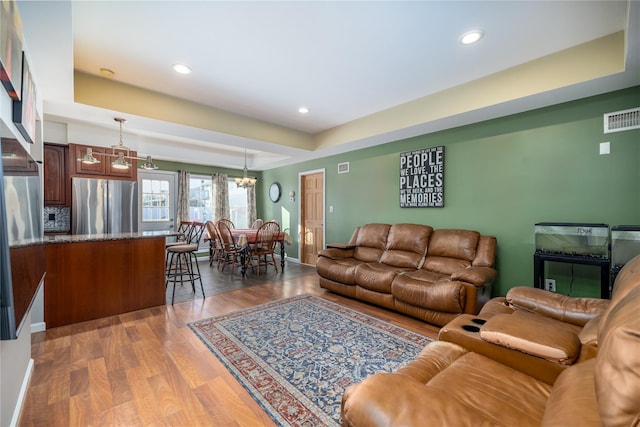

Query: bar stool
165;221;206;304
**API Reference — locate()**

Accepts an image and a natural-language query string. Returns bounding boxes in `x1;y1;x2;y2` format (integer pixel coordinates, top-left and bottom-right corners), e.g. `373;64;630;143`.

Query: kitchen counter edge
45;230;179;245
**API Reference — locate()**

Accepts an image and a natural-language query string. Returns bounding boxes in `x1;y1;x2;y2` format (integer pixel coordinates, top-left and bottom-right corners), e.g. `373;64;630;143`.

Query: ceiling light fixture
172;63;192;74
298;107;310;114
99;68;115;79
234;148;257;188
79;147;100;164
460;30;484;45
76;118;159;170
111;152;131;170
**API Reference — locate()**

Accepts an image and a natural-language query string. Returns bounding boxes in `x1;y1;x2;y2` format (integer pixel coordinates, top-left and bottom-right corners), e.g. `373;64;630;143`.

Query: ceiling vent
604;107;640;133
338;162;350;174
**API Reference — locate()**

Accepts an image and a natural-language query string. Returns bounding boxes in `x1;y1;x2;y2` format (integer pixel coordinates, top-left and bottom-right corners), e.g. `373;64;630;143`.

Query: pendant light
235;148;257;188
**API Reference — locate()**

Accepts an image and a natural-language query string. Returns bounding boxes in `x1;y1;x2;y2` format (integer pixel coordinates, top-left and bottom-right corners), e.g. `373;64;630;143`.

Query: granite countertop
44;230;180;245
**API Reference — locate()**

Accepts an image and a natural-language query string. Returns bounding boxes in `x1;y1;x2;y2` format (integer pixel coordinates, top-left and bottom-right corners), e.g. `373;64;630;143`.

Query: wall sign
400;146;444;208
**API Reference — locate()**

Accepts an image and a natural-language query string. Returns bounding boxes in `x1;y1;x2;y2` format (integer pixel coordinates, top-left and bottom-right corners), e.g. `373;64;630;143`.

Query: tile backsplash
44;206;70;232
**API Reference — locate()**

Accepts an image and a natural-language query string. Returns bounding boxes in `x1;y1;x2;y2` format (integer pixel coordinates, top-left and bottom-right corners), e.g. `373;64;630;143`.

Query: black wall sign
399;146;444;208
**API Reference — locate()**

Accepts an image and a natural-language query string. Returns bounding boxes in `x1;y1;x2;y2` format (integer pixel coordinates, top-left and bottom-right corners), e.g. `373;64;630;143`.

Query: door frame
137;169;178;233
297;168;325;263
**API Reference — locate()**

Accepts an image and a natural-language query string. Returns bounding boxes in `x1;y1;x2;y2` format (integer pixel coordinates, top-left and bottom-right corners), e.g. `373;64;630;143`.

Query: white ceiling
17;1;640;171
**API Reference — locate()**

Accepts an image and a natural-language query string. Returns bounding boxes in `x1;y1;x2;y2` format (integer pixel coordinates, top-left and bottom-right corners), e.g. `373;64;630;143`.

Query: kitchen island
45;231;174;328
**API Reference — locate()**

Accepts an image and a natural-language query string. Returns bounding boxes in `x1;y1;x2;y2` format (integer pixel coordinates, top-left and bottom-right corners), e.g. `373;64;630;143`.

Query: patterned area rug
189;294;433;426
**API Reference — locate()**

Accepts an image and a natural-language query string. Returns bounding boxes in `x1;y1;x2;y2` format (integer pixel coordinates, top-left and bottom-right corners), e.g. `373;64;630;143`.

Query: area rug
189;294;433;426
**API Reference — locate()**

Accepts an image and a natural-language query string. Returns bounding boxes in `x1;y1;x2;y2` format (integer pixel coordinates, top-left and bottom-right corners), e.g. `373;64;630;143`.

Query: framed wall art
399;146;445;208
0;0;23;100
12;52;36;143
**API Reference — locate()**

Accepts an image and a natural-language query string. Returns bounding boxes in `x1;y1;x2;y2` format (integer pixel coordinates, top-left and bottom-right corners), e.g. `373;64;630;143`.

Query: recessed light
172;63;192;74
298;107;310;114
460;30;484;45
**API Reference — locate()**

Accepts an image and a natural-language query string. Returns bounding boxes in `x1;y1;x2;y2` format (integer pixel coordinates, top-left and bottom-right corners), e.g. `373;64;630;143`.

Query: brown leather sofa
317;223;497;326
341;255;640;426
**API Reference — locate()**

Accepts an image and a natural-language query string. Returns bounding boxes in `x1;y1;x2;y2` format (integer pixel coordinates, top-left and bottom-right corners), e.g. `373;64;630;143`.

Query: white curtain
176;170;190;224
213;173;230;220
247;185;257;226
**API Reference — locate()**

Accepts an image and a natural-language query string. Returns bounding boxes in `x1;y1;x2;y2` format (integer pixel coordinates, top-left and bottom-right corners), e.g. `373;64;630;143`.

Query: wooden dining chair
251;219;264;229
251;220;280;276
205;220;223;266
215;220;245;273
217;218;235;230
165;221;206;304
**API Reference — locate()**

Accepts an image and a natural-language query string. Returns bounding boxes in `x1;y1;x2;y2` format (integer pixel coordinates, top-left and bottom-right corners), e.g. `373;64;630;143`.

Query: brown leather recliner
341;254;640;426
317;223;497;326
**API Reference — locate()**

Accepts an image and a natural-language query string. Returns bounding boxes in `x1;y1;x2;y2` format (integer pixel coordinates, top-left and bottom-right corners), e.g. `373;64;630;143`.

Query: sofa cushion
355;263;413;293
480;314;581;365
595;285;640;427
423;256;472;275
342;341;552;427
472;235;497;267
542;359;601;427
379;223;432;268
427;229;480;261
392;276;465;314
316;256;364;285
352;223;390;262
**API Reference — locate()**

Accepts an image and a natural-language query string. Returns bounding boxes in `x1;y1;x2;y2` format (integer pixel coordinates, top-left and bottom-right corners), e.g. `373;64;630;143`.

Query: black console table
533;252;611;299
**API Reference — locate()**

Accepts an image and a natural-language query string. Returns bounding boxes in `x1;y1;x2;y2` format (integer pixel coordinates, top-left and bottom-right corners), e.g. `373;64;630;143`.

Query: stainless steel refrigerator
72;177;138;234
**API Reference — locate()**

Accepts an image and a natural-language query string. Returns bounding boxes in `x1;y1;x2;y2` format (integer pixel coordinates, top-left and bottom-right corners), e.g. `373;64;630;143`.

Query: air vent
604;107;640;133
337;162;350;174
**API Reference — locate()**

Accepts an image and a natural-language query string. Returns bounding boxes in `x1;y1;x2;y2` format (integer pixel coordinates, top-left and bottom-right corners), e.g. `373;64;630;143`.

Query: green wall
260;87;640;297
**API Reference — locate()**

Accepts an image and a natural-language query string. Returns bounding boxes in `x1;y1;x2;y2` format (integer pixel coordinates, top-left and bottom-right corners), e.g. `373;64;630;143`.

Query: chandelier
77;118;158;170
235;148;257;188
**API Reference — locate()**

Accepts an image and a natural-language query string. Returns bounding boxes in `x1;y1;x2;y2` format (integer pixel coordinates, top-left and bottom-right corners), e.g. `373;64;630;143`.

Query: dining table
230;228;290;277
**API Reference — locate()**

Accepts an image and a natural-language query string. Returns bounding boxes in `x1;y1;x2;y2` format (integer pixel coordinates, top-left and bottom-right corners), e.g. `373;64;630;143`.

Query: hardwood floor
20;261;439;426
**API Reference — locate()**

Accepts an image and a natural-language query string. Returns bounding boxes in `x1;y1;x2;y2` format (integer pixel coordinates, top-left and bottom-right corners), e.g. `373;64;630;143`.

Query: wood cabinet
1;138;39;175
43;143;69;206
45;236;166;328
69;143;138;181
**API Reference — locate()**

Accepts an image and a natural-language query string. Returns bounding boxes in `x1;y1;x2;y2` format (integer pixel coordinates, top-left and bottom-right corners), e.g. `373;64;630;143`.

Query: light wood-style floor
19;263;439;426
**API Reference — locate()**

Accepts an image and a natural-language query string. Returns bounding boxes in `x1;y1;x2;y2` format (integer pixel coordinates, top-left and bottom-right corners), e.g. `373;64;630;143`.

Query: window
188;175;249;228
189;177;213;223
228;181;249;228
141;179;170;222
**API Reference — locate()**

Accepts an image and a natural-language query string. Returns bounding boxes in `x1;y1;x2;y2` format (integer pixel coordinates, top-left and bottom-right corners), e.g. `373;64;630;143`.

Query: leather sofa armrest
480;314;580;365
451;266;497;286
317;247;354;259
439;314;565;384
506;287;610;327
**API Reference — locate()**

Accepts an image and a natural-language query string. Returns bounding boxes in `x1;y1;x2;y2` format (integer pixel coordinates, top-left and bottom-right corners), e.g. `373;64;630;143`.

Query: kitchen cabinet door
44;143;69;206
69;144;107;176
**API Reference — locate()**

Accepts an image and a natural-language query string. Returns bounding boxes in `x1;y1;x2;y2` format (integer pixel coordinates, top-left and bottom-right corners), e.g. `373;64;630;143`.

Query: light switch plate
600;141;610;155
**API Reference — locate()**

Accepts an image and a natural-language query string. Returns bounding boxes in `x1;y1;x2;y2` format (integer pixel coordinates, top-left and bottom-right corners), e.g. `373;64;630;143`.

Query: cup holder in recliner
461;324;480;333
471;318;487;325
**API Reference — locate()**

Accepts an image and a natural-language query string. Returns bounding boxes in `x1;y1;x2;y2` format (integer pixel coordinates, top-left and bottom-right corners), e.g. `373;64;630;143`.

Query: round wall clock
269;182;281;203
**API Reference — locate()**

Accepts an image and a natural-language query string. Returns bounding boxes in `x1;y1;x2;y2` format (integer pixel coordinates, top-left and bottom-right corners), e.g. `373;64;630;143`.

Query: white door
138;170;177;233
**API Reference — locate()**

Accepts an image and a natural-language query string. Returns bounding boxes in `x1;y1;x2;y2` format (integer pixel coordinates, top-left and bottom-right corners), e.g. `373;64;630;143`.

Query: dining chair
165;220;194;268
251;220;280;276
217;218;235;230
251;219;264;229
216;220;246;274
205;220;223;266
165;221;206;304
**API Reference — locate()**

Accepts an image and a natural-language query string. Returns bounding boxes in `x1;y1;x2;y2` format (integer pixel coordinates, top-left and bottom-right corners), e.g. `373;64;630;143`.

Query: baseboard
30;322;46;333
10;358;34;427
281;255;301;264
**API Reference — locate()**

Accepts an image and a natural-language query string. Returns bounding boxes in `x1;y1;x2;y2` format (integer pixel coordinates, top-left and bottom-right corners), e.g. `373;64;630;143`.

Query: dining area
164;218;292;304
208;218;290;277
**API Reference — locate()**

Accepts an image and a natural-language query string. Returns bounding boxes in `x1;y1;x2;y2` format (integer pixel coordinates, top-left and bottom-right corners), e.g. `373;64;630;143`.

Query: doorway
300;169;325;265
138;170;177;233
